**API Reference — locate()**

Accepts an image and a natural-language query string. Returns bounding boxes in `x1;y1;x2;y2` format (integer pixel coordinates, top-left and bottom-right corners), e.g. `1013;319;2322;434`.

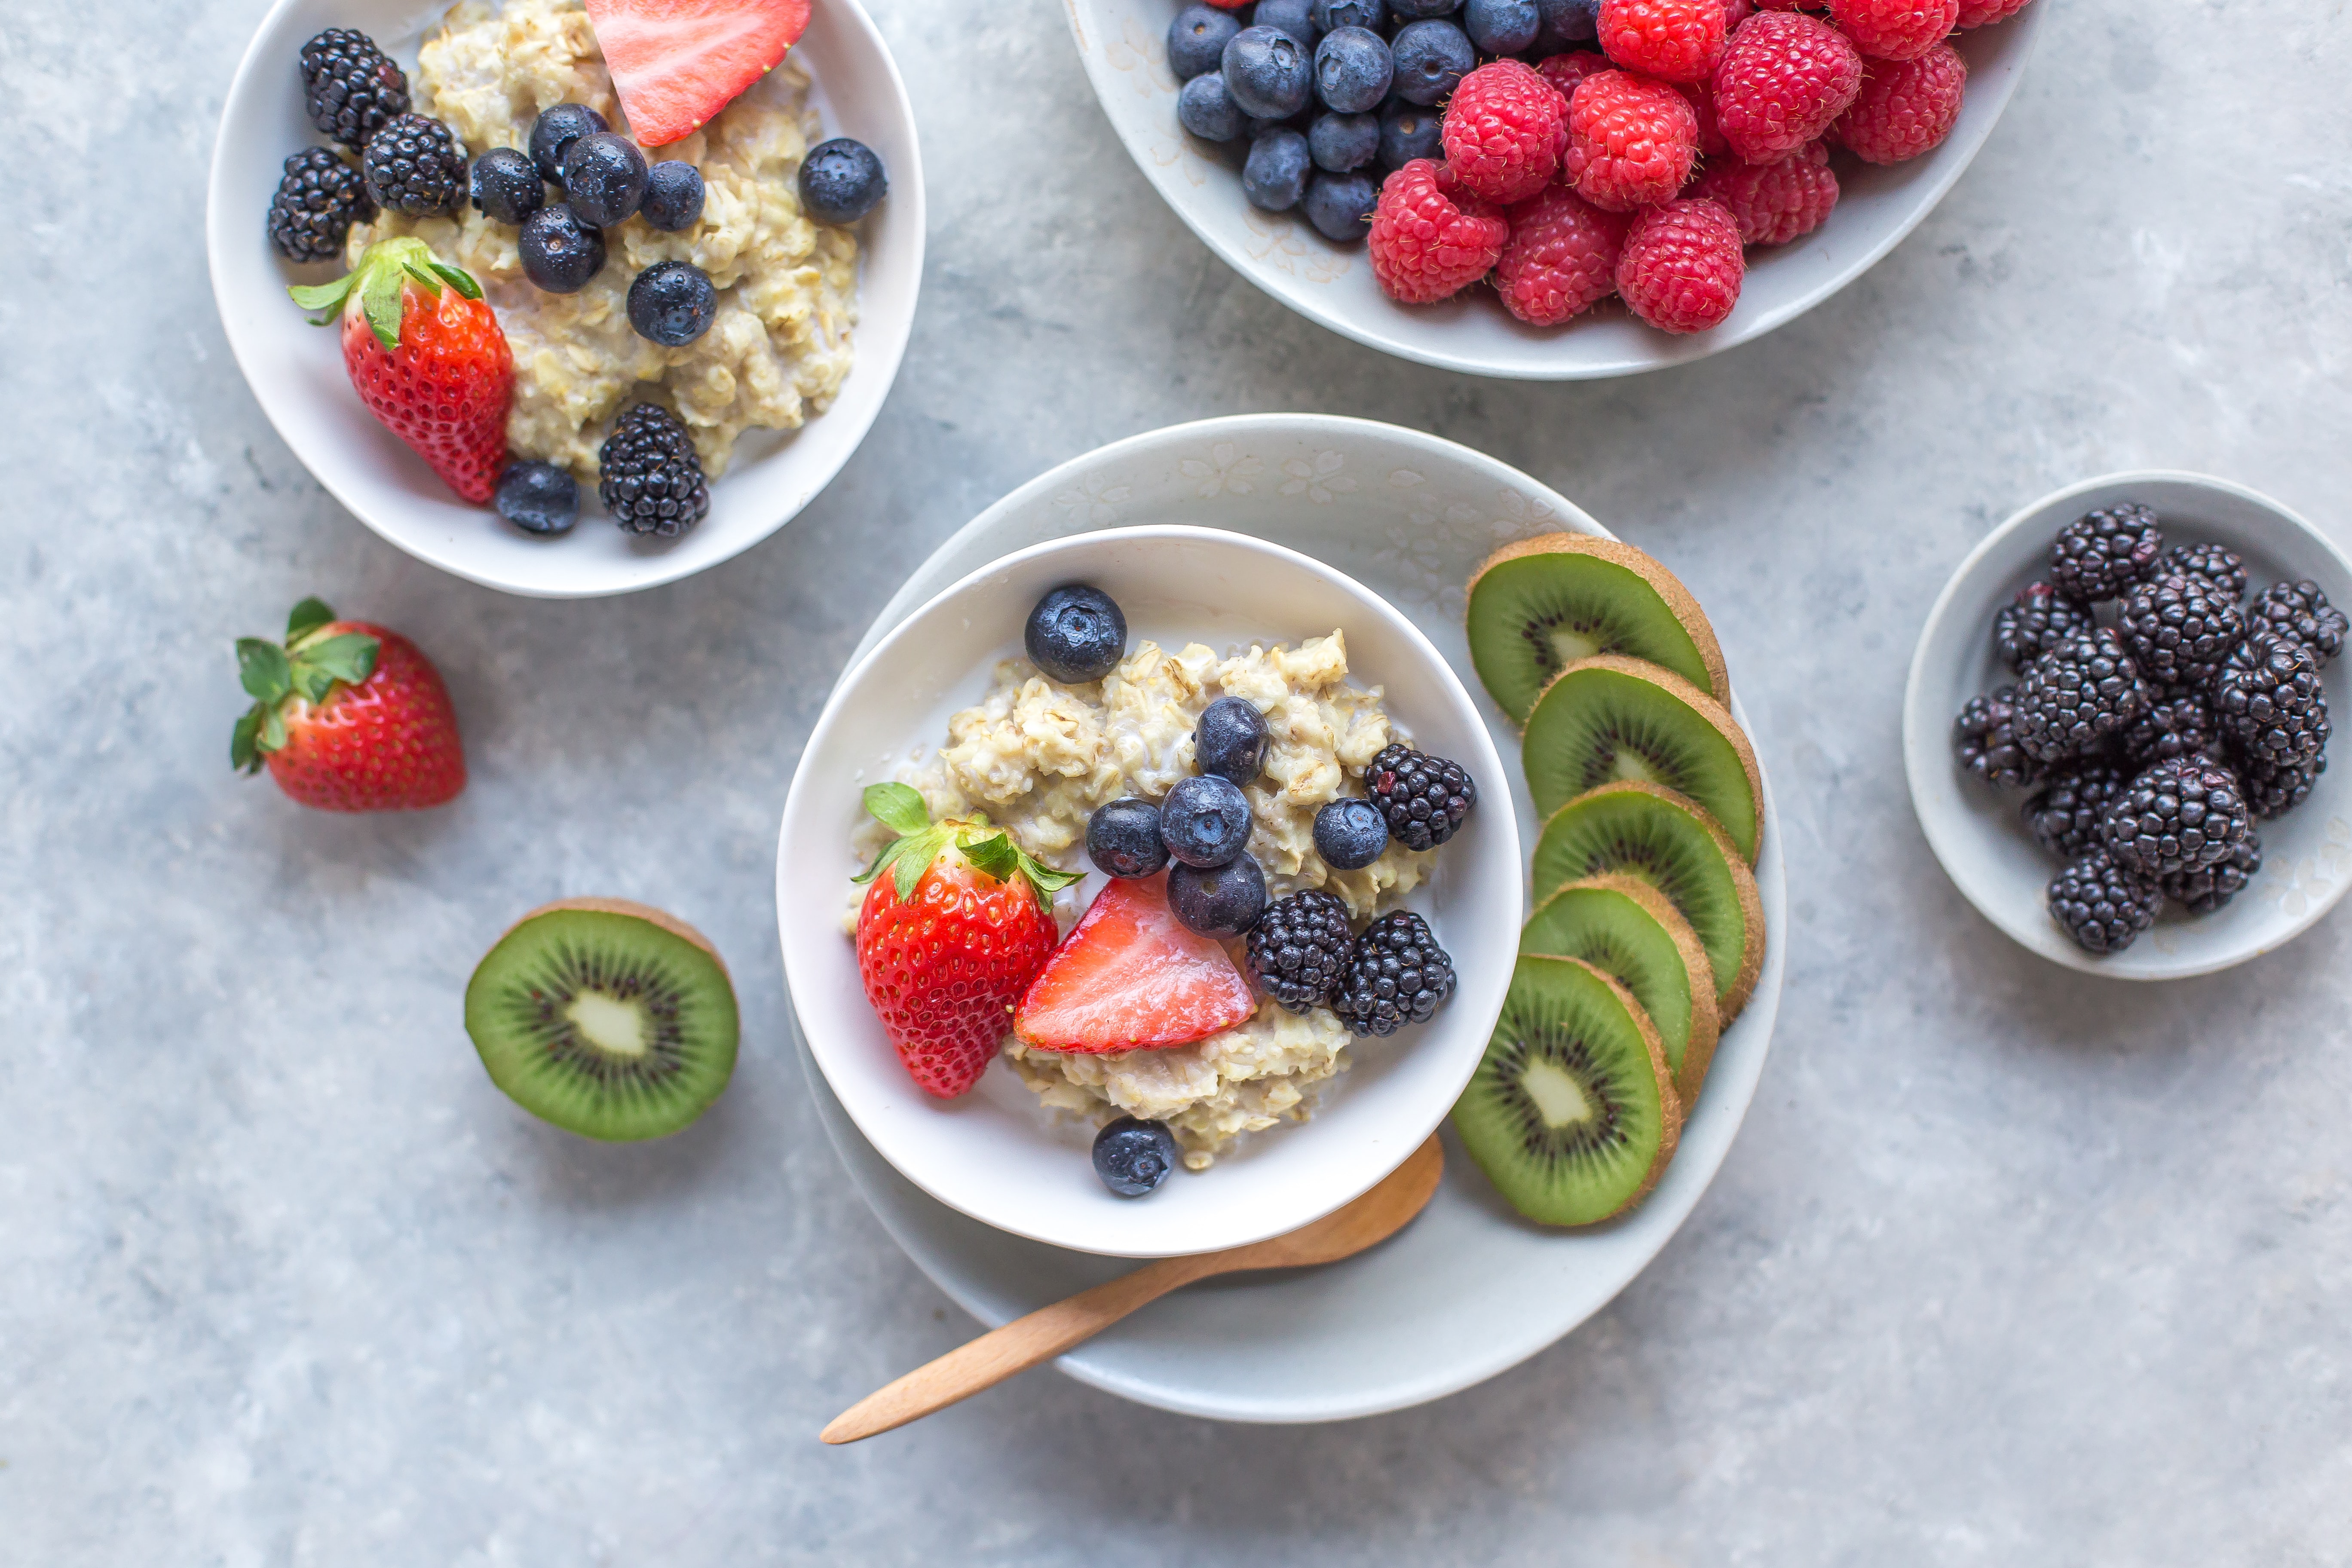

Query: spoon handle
821;1253;1218;1444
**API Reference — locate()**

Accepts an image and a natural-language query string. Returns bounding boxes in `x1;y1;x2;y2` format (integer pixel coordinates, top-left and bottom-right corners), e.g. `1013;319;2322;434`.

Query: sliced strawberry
583;0;812;147
1015;875;1256;1054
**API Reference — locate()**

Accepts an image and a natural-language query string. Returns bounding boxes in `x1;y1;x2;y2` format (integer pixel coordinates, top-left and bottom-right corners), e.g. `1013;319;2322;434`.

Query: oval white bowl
1063;0;2043;379
1905;471;2352;979
206;0;924;598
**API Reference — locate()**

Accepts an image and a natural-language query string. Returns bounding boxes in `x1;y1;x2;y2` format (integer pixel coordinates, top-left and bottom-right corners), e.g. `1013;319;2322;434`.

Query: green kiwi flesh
465;900;739;1141
1531;781;1765;1021
1521;655;1762;862
1452;955;1682;1227
1521;875;1720;1101
1467;535;1730;723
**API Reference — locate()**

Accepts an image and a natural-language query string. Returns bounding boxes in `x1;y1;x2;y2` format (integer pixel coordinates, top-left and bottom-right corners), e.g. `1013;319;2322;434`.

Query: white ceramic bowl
778;524;1521;1259
1064;2;2042;379
1905;472;2352;979
207;0;923;598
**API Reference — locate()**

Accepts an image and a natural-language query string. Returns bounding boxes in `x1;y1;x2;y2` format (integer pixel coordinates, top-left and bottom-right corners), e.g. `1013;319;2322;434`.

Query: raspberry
1956;0;2033;24
1687;140;1839;245
1726;0;1756;21
1828;0;1958;61
1368;159;1511;304
1712;11;1865;164
1494;186;1630;325
1616;198;1744;333
1834;43;1967;163
1442;60;1566;204
1562;70;1700;211
1675;79;1730;156
1598;0;1728;83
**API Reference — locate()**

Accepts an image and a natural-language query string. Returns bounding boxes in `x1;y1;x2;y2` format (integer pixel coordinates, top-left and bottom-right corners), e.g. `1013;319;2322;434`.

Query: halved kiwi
1467;534;1730;723
1452;955;1682;1227
464;898;739;1141
1521;655;1763;862
1531;781;1765;1021
1521;874;1721;1105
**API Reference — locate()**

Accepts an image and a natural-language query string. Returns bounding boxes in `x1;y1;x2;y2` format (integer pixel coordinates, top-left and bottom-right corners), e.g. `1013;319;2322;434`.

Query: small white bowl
206;0;923;598
1905;472;2352;979
1064;2;2042;380
777;524;1522;1258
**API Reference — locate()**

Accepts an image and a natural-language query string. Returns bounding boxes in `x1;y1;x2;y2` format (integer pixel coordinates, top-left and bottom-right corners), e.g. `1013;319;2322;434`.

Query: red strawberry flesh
584;0;811;147
1015;875;1256;1054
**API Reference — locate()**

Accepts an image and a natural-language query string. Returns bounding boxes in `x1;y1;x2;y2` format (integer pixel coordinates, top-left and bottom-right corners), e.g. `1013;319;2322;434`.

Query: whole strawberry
231;597;466;811
852;784;1081;1099
289;236;513;504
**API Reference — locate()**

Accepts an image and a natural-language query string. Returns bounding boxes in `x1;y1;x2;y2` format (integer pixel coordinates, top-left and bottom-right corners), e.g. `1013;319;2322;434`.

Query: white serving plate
791;413;1786;1421
1904;471;2352;979
207;0;923;598
1063;0;2042;379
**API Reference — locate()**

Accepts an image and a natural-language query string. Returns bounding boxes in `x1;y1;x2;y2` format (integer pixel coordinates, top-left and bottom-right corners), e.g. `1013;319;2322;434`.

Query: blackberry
2118;686;2218;767
1993;582;2096;675
2158;542;2248;602
299;28;410;152
2049;502;2163;602
2160;834;2262;916
2116;571;2247;689
2101;757;2251;878
597;404;709;539
2047;848;2161;955
1245;890;1355;1013
266;147;374;263
2248;580;2348;666
1331;910;1455;1037
2009;628;2151;763
2023;758;2130;860
2212;629;2329;769
361;113;467;217
1366;743;1477;851
2241;753;2324;821
1952;686;2039;788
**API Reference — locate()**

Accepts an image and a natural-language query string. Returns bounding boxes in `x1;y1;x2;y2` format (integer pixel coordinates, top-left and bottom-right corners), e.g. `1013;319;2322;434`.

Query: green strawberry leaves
229;599;382;774
288;238;484;350
851;783;1083;912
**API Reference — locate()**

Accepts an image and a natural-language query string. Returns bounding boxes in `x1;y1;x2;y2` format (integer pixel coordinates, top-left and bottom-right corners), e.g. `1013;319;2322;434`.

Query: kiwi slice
1453;955;1683;1227
1467;534;1730;724
1531;781;1765;1021
1521;655;1763;862
1521;874;1721;1105
464;898;739;1141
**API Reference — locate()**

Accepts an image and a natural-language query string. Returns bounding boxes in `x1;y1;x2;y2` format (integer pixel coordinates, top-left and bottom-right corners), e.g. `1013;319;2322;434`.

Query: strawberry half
584;0;812;147
231;597;466;812
853;784;1082;1099
1014;875;1257;1054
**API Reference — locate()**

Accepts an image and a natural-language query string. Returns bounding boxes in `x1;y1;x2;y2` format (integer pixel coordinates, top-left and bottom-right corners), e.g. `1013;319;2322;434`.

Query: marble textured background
5;0;2350;1562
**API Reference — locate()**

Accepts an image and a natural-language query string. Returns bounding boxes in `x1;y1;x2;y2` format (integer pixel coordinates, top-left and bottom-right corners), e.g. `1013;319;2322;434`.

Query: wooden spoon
820;1135;1445;1444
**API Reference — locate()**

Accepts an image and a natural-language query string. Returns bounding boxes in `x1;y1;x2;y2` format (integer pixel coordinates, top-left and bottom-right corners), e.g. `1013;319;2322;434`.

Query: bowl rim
777;519;1523;1257
203;0;926;599
1902;468;2352;980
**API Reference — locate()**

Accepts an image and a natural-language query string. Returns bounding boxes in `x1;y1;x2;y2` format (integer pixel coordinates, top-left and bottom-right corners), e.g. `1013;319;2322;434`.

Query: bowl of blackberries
1906;473;2352;978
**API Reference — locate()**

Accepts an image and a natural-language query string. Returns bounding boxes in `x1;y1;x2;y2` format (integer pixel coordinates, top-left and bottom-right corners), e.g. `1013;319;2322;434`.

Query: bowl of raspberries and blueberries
1906;473;2352;979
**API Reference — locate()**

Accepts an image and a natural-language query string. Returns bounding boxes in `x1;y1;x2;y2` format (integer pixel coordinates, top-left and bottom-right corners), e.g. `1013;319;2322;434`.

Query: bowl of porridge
206;0;922;597
778;525;1521;1258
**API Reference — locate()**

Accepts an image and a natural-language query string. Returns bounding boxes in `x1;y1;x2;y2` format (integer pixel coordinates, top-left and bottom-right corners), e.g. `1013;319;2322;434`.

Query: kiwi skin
1522;654;1765;864
1467;534;1731;721
1525;873;1722;1106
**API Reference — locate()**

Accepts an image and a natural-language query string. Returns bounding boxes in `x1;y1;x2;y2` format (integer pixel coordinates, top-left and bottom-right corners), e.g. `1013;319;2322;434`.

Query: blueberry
1302;170;1378;242
1253;0;1323;51
1242;128;1311;212
1389;20;1474;105
1025;584;1128;683
1093;1117;1181;1197
560;132;647;227
1312;0;1387;30
1161;775;1253;869
1167;3;1242;80
517;203;606;293
1378;97;1445;165
1167;854;1268;937
1309;112;1380;172
1222;26;1312;120
1390;0;1464;17
1313;797;1390;869
469;147;545;224
640;160;705;231
493;460;579;536
627;260;718;346
1312;27;1393;114
1178;72;1248;142
1464;0;1540;55
1194;696;1271;784
1533;0;1601;50
1088;798;1170;879
799;137;888;225
528;103;606;182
